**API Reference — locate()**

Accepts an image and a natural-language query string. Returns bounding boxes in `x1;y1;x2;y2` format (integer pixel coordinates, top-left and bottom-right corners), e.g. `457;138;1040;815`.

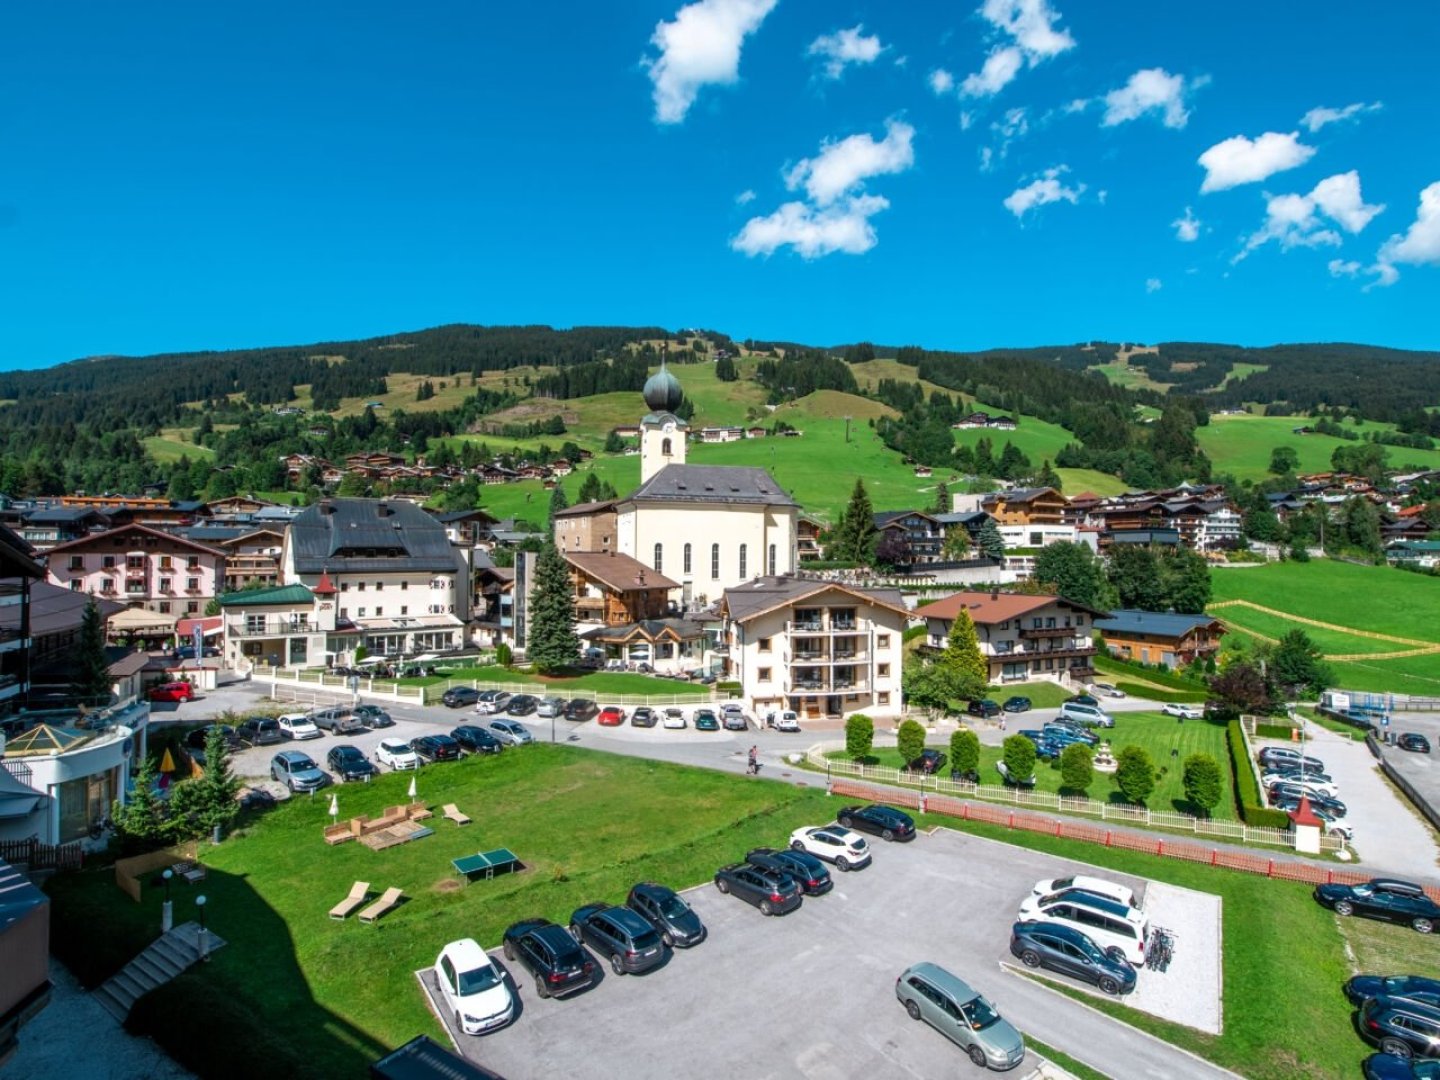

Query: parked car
789;825;872;870
1315;879;1440;933
352;704;394;728
694;710;720;731
1363;1053;1440;1080
1091;681;1126;699
375;738;421;771
1357;995;1440;1059
1345;975;1440;1009
597;706;626;726
434;938;514;1035
1268;782;1346;817
1260;772;1340;798
1042;723;1098;747
1030;874;1141;912
1067;694;1100;708
1016;892;1148;966
506;694;539;716
713;862;803;916
411;734;462;763
904;750;948;775
568;903;666;975
563;698;597;722
745;847;832;895
1269;795;1354;840
237;716;284;746
895;962;1026;1071
967;699;1001;718
1057;701;1113;728
148;682;195;703
1002;696;1032;713
451;725;504;755
185;724;242;752
277;714;322;741
1009;921;1137;995
631;707;657;728
836;804;916;842
1161;702;1205;720
626;882;707;948
1259;746;1325;772
536;697;566;719
767;710;798;733
502;918;596;999
442;686;482;708
1264;763;1335;784
474;690;512;715
309;706;364;735
270;750;329;792
721;703;749;731
486;718;534;746
1400;733;1433;754
327;744;378;782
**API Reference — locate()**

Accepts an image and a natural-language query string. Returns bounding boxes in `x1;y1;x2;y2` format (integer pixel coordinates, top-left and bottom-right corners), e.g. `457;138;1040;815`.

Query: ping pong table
452;847;522;884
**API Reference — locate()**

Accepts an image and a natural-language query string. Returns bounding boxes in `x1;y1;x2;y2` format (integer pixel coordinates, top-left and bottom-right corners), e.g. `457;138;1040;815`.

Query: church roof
627;464;796;507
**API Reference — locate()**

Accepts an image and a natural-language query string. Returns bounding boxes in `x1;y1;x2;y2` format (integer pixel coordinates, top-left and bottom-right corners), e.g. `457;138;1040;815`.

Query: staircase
93;921;226;1022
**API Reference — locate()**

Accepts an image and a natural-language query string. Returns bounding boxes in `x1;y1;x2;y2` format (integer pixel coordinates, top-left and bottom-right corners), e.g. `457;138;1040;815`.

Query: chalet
345;452;405;471
980;487;1067;527
320;467;346;486
428;509;499;548
952;412;994;430
873;510;945;565
698;427;744;444
566;551;705;672
1102;527;1182;549
205;495;279;519
745;427;768;439
611;426;641;440
44;523;226;617
515;464;551;481
1385;539;1440;569
12;507;111;552
797;516;825;562
478;464;517;485
1094;609;1226;669
214;527;285;592
912;465;933;479
913;590;1104;685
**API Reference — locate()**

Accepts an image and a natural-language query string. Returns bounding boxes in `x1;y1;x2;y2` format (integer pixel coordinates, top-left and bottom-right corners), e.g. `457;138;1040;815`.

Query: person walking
747;745;758;775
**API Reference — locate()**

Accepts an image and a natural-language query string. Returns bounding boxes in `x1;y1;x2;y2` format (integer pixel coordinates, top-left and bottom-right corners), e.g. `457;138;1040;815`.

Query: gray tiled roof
628;465;796;507
289;498;461;574
722;575;905;623
1095;609;1224;638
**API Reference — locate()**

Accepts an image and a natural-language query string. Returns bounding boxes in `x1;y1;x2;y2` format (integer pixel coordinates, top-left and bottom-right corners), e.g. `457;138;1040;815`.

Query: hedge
1226;717;1292;829
1095;653;1209;692
1254;723;1299;741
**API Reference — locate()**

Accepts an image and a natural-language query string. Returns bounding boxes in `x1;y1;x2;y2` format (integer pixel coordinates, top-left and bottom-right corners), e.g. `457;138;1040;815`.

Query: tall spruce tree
977;517;1006;561
942;608;991;691
835;479;877;564
527;543;579;673
77;597;112;704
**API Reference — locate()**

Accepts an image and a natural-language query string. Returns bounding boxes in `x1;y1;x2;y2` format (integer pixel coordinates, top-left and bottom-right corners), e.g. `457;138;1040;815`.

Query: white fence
804;741;1341;853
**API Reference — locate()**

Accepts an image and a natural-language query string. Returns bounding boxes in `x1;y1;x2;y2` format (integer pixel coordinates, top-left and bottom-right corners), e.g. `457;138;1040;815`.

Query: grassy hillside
952;408;1075;465
1198;414;1440;481
143;433;213;463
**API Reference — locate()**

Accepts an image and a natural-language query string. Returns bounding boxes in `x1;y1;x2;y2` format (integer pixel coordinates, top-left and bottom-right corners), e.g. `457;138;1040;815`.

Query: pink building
44;523;226;617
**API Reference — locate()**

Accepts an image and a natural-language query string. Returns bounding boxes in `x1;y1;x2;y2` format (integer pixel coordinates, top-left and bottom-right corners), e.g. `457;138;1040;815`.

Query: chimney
377;501;392;517
991;588;999;601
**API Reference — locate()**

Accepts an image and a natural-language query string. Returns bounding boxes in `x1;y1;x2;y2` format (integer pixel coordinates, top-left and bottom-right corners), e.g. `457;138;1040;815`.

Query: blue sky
2;1;1438;369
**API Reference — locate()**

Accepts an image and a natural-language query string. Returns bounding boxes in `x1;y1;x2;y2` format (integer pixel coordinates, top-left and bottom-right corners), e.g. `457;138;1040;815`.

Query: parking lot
417;829;1232;1080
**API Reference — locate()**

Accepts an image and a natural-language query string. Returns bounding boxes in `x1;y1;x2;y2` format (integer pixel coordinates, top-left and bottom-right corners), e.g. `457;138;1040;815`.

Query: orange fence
828;778;1440;901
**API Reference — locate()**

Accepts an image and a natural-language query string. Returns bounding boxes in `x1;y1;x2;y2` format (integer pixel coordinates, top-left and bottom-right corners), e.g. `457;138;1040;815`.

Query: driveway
418;830;1234;1080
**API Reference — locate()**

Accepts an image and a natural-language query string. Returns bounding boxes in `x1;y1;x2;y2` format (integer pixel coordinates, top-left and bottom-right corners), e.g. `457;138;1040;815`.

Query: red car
597;706;626;726
149;681;195;702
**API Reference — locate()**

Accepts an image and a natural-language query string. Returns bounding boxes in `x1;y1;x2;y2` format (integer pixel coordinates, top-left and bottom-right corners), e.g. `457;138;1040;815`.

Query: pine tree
111;755;170;855
932;481;950;514
77;597;112;705
548;483;569;530
977;518;1006;561
942;608;991;690
527;543;579;673
835;479;876;564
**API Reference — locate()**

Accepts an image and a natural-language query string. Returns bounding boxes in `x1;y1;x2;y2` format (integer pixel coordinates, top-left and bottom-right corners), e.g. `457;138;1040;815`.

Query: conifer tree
527;543;579;673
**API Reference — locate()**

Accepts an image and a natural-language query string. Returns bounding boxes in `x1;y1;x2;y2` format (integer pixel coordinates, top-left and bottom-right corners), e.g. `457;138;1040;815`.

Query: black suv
1358;995;1440;1059
506;694;539;716
1009;921;1136;995
441;686;481;708
237;716;284;746
326;744;378;782
967;699;1001;718
568;903;665;975
185;724;243;752
904;750;947;774
451;725;504;755
502;918;596;999
745;848;832;895
1316;879;1440;933
1346;975;1440;1009
713;862;803;916
563;698;597;722
626;882;707;948
410;734;462;763
836;804;916;842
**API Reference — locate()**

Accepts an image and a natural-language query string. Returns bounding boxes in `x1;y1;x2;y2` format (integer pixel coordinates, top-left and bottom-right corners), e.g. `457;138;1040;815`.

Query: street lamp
195;894;209;963
161;869;174;934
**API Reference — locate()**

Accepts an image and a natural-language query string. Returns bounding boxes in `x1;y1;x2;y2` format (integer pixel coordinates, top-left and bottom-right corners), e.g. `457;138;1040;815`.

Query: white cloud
1063;97;1089;115
1145;278;1163;293
784;120;915;206
1366;262;1400;289
644;0;778;124
1238;171;1383;260
981;106;1029;170
1173;207;1201;242
808;25;884;80
929;68;955;95
1004;166;1085;218
1300;101;1382;133
1102;68;1191;129
959;111;975;131
1198;131;1315;193
1373;180;1440;285
731;195;890;258
1327;259;1361;278
979;146;994;171
961;0;1075;98
736;189;756;205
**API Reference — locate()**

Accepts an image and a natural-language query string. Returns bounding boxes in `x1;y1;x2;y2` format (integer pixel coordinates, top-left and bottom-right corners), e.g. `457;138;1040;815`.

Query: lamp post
161;868;174;934
195;894;209;962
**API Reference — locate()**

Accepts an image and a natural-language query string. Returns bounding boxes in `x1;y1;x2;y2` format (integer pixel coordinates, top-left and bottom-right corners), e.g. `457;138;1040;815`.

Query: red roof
176;617;223;638
312;570;337;596
1289;794;1323;828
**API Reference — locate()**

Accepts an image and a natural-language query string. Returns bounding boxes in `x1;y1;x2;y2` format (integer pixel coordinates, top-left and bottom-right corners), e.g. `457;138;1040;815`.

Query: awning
176;616;223;639
108;607;180;634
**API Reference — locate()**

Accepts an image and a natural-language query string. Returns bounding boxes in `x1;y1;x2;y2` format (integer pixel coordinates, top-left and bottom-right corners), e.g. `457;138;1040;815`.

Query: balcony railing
786;620;862;634
230;621;313;639
791;650;868;665
787;677;868;695
1017;625;1088;639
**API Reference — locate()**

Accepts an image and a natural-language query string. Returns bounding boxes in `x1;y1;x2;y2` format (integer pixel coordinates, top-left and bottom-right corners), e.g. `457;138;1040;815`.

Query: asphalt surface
1373;710;1440;828
416;829;1235;1080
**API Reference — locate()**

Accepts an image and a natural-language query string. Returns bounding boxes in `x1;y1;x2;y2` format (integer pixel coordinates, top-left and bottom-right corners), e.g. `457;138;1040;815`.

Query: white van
1057;701;1114;728
1029;874;1141;912
1016;893;1149;965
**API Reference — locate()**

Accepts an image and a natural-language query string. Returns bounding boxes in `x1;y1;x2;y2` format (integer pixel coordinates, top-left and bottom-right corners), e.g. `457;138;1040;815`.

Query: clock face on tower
663;421;675;433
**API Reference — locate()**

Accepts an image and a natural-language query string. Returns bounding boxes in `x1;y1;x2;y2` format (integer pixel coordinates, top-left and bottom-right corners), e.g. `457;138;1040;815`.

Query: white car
1092;682;1127;699
662;709;688;729
774;710;801;733
789;825;872;871
1161;703;1205;720
277;714;322;740
375;738;420;770
434;938;514;1035
1261;772;1340;798
1057;701;1114;728
1030;874;1141;911
474;690;512;715
1017;893;1148;966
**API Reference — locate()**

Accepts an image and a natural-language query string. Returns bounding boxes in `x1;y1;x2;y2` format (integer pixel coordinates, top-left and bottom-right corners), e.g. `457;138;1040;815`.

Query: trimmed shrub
1182;753;1223;816
1002;735;1037;782
949;727;981;775
1254;723;1298;741
1226;718;1294;829
897;719;927;766
845;713;874;760
1058;742;1093;795
1115;745;1156;805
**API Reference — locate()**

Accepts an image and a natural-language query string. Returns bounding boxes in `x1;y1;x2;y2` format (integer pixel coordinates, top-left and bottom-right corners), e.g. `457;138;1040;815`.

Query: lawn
142;434;214;463
407;665;707;701
1198;413;1440;481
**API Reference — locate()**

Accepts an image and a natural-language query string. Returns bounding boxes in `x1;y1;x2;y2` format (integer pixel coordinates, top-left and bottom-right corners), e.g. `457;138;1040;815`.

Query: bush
1254;723;1298;740
1058;742;1093;794
495;642;513;668
1097;655;1207;691
1002;735;1037;782
1182;753;1223;816
949;727;981;775
845;713;874;760
1226;717;1293;829
896;719;927;766
1115;745;1156;805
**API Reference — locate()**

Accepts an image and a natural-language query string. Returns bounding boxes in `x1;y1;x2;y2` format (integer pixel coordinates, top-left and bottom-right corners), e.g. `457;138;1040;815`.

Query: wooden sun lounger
329;880;371;920
358;886;403;924
442;803;471;826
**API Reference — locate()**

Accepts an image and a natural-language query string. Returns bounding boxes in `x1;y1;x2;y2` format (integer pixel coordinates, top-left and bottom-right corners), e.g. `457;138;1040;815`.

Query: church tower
639;359;687;484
